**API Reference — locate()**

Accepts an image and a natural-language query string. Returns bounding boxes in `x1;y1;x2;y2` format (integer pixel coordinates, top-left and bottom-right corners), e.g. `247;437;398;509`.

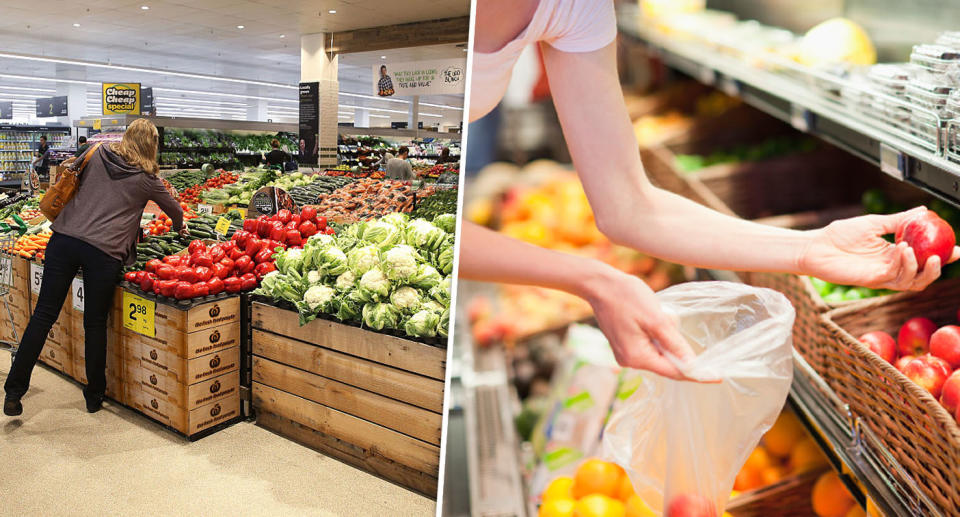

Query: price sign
214;217;231;236
122;290;155;337
72;277;85;312
0;255;12;287
30;262;42;294
233;208;246;219
197;204;213;215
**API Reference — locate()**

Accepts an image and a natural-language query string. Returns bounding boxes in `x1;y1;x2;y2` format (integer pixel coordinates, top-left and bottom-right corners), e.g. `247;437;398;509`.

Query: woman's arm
540;42;955;290
149;177;184;233
459;221;694;378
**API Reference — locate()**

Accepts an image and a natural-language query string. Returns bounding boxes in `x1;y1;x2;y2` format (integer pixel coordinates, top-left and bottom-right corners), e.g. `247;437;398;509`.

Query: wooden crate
153;296;241;334
127;387;240;436
127;320;240;360
123;333;240;386
126;367;238;411
250;301;445;496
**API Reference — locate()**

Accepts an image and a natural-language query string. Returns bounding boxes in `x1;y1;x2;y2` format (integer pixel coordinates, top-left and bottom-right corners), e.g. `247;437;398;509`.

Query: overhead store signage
102;83;141;115
35;96;68;118
372;58;466;97
298;82;319;165
0;102;11;119
141;87;155;116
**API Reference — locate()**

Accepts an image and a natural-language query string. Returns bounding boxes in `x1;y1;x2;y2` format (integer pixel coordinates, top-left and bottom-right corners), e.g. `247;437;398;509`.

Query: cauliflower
358;267;390;302
410;264;442;289
390;286;422;314
404;309;441;338
362;302;400;331
347;245;381;275
306;270;323;285
303;285;336;312
335;271;356;292
405;219;446;250
382;245;419;281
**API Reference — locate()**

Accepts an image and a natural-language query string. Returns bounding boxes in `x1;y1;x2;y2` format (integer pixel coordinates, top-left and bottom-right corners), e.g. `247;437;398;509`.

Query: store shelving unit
0;125;70;186
617;5;953;516
617;6;960;208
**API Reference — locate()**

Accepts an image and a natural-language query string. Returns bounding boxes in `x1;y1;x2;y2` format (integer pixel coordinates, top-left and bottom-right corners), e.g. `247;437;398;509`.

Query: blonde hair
110;118;159;176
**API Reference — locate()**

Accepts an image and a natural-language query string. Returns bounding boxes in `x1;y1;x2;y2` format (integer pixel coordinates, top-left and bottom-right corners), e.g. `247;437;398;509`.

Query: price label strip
0;255;12;287
122;290;156;337
71;277;84;312
29;262;42;295
214;217;231;238
197;204;213;215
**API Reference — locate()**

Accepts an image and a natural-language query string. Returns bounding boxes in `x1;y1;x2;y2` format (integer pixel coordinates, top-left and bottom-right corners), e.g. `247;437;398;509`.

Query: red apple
930;325;960;369
895;355;915;372
859;331;898;363
666;494;717;517
896;210;956;270
898;317;937;356
901;354;951;398
941;370;960;415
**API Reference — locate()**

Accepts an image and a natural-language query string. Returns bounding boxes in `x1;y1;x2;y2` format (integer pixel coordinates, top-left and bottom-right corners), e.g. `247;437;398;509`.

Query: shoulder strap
73;142;103;173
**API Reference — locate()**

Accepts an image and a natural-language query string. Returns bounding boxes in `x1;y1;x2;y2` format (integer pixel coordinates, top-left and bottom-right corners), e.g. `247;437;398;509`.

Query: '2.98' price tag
71;277;84;312
122;290;155;337
29;262;42;294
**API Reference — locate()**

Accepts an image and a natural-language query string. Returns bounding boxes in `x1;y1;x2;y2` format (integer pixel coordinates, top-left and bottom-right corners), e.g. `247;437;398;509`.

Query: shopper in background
437;146;452;164
33;135;50;178
74;136;90;157
386;147;416;181
3;118;185;417
461;0;960;380
262;138;289;168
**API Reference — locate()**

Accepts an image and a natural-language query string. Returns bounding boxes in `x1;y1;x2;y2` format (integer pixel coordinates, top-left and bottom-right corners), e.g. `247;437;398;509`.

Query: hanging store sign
102;83;141;115
298;82;319;165
35;96;68;117
372;58;466;97
0;102;11;119
141;87;155;116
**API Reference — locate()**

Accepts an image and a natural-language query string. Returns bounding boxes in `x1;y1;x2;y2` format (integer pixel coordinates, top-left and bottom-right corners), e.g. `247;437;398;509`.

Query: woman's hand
582;267;696;380
799;207;960;291
179;222;190;240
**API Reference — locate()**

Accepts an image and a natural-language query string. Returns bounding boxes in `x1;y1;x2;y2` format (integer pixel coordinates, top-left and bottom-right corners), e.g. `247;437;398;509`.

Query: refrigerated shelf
617;5;960;208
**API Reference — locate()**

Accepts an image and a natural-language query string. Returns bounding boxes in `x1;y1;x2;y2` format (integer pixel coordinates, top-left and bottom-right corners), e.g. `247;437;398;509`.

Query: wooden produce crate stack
0;254;30;345
28;261;73;377
70;280;124;402
120;289;242;438
250;301;446;497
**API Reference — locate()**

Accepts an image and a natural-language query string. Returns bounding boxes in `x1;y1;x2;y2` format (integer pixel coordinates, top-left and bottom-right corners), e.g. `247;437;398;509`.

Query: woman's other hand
582;267;697;380
800;207;960;291
179;222;190;240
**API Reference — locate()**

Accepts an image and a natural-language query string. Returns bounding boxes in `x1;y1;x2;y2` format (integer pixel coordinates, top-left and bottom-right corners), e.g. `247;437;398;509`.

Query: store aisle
0;353;434;517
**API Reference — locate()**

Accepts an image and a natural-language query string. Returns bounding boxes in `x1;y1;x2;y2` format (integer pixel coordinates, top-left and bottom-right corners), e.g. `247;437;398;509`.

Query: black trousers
3;233;121;401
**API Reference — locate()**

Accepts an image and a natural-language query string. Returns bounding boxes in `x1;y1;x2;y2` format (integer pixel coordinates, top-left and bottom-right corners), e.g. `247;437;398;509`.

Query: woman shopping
3;118;185;416
461;0;960;380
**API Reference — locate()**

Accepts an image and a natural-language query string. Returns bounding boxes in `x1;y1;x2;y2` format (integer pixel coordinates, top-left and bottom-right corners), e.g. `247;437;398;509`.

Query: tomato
224;276;243;293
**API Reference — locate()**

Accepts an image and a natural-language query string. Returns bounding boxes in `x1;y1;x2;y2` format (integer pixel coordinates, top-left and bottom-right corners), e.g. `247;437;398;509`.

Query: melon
797;18;876;66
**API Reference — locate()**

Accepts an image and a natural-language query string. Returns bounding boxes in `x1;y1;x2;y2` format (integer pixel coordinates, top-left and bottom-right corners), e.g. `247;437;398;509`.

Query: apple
859;331;898;363
895;355;915;372
930;325;960;369
901;354;951;398
898;317;937;356
941;370;960;415
896;210;956;270
666;494;717;517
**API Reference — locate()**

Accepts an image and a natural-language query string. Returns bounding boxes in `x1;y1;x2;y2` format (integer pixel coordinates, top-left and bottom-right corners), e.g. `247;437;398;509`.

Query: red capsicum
269;221;286;242
124;272;139;282
158;280;179;297
211;262;230;280
255;261;276;279
188;240;206;255
277;209;292;224
139;273;156;293
224;276;243;293
208;246;225;263
242;218;258;233
177;266;198;283
174;281;196;300
194;266;214;282
206;277;225;295
301;206;317;222
240;273;258;291
254;248;274;264
245;237;263;257
285;230;302;246
298;221;317;238
235;255;255;275
145;259;162;273
191;252;214;269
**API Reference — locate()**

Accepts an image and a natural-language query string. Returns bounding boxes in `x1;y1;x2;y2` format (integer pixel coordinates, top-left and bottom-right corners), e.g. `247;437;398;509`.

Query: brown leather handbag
39;142;101;221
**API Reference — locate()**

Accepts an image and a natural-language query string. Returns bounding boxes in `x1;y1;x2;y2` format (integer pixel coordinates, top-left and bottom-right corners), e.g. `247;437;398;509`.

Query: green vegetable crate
250;301;445;497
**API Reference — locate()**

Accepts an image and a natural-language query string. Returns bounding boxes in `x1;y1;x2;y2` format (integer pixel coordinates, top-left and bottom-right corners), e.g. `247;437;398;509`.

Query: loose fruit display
537;459;636;517
733;411;826;493
858;331;896;364
897;317;936;357
810;470;856;517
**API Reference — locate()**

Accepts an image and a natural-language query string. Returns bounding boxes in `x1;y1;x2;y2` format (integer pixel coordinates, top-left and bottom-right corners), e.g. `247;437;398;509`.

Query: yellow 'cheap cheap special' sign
122;289;155;337
103;83;141;115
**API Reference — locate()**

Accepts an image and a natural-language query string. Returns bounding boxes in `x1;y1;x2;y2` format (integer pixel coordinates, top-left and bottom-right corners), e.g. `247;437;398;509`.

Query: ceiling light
280;34;285;38
380;56;386;59
328;10;336;14
339;104;408;114
369;114;390;119
237;25;245;29
420;113;442;118
462;48;467;52
338;92;407;105
141;5;149;10
420;102;464;110
72;23;80;27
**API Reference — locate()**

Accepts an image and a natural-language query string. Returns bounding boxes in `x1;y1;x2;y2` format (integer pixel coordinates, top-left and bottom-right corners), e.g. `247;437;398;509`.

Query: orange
760;465;785;486
811;471;856;517
764;412;807;458
791;438;829;473
733;466;764;491
575;494;626;517
540;498;576;517
616;475;636;501
845;506;866;517
573;459;625;499
625;495;656;517
744;447;773;472
543;477;575;501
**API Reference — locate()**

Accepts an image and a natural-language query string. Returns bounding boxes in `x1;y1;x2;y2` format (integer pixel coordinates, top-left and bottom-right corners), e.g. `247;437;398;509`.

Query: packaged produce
605;282;794;515
910;44;960;73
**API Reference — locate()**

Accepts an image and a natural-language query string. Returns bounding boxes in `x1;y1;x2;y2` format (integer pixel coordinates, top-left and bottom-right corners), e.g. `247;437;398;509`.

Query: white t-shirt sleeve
544;0;617;53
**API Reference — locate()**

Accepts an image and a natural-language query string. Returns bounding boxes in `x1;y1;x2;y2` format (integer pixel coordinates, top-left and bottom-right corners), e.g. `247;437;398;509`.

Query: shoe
3;398;22;416
85;397;103;414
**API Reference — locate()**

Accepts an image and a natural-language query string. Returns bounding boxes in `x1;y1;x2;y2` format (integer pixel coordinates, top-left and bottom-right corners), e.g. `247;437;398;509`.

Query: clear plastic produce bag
603;281;795;516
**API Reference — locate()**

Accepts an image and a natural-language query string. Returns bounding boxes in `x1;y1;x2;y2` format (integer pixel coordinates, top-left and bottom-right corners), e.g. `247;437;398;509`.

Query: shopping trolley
0;234;20;357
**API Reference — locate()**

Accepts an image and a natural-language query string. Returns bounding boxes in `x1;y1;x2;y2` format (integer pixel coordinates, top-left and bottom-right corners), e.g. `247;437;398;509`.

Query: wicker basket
820;280;960;514
726;467;828;517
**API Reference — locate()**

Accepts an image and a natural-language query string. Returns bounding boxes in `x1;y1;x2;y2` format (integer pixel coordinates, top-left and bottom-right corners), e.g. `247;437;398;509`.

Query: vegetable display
410;189;458;221
674;135;818;173
253;212;455;341
314;179;441;222
178;170;239;204
4;230;52;259
287;176;355;206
